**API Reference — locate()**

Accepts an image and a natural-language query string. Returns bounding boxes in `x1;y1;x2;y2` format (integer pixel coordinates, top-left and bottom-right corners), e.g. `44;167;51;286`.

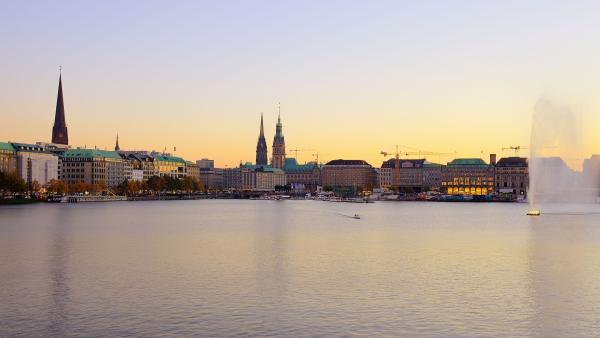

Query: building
422;162;443;190
185;161;199;179
271;107;285;169
223;163;286;191
284;158;322;192
127;153;157;180
199;167;224;190
442;158;495;195
379;159;425;191
322;159;378;192
51;72;69;145
114;134;120;151
495;157;528;196
153;155;186;178
11;143;59;187
61;148;125;187
256;114;268;166
196;158;215;169
0;142;17;174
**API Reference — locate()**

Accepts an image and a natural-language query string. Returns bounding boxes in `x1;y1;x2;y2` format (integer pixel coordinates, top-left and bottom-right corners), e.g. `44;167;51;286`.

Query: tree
0;172;28;194
30;180;42;193
70;182;87;194
127;180;140;195
182;176;195;193
147;175;165;193
192;178;204;192
48;179;68;195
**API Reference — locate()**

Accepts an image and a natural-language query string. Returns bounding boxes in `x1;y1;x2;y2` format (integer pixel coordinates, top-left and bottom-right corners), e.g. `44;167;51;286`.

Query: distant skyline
1;1;599;167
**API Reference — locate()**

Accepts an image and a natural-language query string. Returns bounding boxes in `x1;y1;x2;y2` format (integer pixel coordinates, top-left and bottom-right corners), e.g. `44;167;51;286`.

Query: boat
352;214;361;219
527;210;541;216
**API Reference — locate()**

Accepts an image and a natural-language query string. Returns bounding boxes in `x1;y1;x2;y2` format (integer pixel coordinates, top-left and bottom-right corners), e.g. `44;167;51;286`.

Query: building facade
12;143;59;187
422;162;443;190
186;161;199;179
322;159;378;191
0;142;17;174
223;164;286;191
495;157;528;196
379;159;426;191
154;155;186;178
442;158;495;195
61;149;125;187
196;158;215;169
127;153;157;180
284;158;322;192
199;167;224;190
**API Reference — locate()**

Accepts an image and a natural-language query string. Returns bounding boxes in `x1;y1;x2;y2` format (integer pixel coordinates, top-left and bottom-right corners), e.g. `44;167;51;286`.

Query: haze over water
2;200;600;337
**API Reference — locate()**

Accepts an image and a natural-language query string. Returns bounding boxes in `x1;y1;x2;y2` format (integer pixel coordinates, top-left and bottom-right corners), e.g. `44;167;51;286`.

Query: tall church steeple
51;69;69;145
271;102;286;169
256;113;268;166
115;133;120;151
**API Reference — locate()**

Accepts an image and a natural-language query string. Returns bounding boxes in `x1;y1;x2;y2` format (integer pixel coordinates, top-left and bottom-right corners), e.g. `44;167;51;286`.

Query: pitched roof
284;158;319;173
381;158;425;168
0;142;15;151
447;158;490;167
153;155;186;164
62;148;122;160
325;159;372;166
496;157;528;167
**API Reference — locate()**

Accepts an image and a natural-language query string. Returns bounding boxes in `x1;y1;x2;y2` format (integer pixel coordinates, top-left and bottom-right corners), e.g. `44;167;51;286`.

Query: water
1;200;600;337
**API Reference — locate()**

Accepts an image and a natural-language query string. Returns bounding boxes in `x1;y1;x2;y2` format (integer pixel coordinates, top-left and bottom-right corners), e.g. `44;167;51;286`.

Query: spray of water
529;98;599;212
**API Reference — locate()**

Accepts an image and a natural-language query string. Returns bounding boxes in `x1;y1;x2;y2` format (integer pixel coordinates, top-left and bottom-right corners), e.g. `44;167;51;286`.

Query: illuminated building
442;158;495;195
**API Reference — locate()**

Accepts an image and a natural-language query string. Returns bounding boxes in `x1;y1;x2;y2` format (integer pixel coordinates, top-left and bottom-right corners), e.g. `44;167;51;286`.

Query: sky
1;0;600;167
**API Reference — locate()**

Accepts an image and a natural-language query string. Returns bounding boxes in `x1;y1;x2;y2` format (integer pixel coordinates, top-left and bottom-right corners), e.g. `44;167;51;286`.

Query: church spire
256;113;268;166
260;112;265;137
51;68;69;145
115;133;120;151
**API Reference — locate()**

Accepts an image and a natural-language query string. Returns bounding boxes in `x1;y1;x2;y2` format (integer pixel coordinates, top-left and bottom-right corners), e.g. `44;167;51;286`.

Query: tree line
0;172;205;196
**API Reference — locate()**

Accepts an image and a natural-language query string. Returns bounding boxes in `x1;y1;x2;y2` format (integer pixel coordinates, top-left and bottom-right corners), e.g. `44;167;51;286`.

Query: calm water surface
1;200;600;337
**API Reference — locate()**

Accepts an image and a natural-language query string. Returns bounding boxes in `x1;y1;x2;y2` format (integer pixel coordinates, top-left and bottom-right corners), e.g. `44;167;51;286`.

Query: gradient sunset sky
1;1;599;167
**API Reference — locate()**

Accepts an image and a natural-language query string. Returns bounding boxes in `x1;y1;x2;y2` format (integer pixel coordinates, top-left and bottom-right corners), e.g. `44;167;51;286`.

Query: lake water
1;200;600;337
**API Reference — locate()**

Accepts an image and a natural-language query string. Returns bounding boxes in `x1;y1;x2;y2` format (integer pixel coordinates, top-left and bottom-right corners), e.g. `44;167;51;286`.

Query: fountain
528;98;599;215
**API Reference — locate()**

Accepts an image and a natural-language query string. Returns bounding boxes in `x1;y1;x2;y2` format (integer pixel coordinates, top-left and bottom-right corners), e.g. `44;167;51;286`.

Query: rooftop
284;158;319;173
153;155;186;164
447;158;490;167
0;142;15;152
496;157;528;167
381;158;425;168
62;148;122;160
325;159;372;167
11;142;45;152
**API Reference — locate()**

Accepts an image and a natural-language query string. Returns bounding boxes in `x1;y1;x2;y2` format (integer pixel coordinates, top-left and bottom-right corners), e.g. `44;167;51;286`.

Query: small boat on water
527;210;541;216
352;214;361;219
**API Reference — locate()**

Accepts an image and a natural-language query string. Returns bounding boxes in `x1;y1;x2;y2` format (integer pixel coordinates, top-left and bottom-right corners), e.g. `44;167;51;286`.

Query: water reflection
46;207;71;337
527;214;600;337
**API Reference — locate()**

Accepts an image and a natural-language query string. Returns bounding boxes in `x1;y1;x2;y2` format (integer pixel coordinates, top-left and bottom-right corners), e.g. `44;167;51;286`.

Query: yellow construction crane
502;145;528;156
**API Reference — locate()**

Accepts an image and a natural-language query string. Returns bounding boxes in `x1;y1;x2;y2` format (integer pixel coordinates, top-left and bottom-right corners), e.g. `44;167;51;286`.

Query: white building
11;143;59;187
131;169;144;182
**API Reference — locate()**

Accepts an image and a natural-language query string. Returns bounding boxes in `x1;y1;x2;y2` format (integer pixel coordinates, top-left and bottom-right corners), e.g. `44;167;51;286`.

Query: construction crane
502;145;528;156
288;147;315;161
312;152;330;165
